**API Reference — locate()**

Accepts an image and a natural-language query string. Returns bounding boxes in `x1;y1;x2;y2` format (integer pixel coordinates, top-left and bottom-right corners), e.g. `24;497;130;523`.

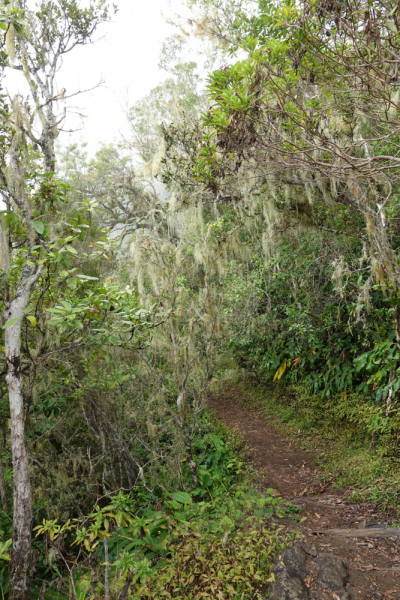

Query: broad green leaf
165;500;181;510
34;221;45;235
3;316;22;329
201;472;211;487
386;20;398;33
26;316;37;327
0;539;11;561
170;491;192;505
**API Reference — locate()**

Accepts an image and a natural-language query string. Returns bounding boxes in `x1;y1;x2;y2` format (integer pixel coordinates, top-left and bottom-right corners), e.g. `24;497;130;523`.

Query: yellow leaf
26;316;37;327
273;359;289;381
103;254;109;259
291;357;301;369
84;538;92;552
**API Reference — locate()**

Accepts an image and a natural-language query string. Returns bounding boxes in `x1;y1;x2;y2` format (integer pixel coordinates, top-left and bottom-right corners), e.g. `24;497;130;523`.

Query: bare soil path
207;386;400;600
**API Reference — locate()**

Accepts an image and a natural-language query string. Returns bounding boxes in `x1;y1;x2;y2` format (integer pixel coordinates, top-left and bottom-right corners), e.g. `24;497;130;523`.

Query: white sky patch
4;0;177;154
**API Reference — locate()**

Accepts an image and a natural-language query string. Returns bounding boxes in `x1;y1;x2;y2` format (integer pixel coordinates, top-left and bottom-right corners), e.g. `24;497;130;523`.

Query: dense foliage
3;0;400;596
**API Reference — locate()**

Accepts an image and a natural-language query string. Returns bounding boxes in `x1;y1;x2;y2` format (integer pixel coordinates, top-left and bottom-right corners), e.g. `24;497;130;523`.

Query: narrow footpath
207;387;400;600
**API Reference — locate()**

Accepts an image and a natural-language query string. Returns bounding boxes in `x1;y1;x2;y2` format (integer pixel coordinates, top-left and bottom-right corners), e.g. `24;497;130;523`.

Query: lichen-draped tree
0;2;113;596
165;0;400;350
128;213;225;489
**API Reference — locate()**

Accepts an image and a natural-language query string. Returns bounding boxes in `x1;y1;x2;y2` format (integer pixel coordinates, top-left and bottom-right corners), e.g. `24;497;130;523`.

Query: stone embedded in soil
300;544;317;557
269;545;309;600
275;545;307;578
269;571;310;600
314;554;351;599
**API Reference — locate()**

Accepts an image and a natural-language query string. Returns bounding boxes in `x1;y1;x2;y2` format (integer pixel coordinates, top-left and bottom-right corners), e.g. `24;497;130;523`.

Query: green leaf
26;316;37;327
201;472;211;487
386;20;398;33
65;245;77;255
3;316;22;329
0;539;11;561
170;491;192;505
165;500;182;510
34;221;45;235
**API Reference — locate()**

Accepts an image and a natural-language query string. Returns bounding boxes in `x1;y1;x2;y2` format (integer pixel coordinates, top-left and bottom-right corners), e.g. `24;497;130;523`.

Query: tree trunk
5;264;43;600
183;431;198;488
0;438;8;513
393;307;400;351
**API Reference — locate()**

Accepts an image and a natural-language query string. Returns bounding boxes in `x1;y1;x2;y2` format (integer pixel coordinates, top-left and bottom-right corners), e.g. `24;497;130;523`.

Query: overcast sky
5;0;178;154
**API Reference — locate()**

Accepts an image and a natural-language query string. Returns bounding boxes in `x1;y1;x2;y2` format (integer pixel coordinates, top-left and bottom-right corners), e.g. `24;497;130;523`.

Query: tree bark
0;438;8;513
393;307;400;352
104;537;110;600
5;264;43;600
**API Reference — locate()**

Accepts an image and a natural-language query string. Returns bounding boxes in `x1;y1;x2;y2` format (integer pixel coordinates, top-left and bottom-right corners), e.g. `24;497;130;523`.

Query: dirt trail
207;387;400;600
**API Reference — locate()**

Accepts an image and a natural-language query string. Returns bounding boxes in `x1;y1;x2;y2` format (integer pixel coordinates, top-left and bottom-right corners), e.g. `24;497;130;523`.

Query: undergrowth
138;491;293;599
5;412;298;599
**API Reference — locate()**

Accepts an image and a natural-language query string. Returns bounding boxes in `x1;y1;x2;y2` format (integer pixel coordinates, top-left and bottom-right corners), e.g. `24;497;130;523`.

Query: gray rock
269;545;309;600
315;554;351;599
274;545;307;579
300;544;317;558
270;570;309;600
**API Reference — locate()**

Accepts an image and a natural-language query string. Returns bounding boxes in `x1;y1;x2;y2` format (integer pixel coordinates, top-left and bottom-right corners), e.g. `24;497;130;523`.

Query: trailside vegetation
2;0;400;596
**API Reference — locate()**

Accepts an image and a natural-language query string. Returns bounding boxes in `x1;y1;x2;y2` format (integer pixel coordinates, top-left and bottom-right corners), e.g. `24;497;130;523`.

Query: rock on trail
270;545;309;599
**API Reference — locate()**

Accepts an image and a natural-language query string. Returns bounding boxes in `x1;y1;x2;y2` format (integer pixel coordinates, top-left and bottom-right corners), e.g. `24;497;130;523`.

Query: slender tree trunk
5;265;43;600
0;438;8;513
6;304;32;599
183;430;198;488
393;307;400;351
104;537;110;600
